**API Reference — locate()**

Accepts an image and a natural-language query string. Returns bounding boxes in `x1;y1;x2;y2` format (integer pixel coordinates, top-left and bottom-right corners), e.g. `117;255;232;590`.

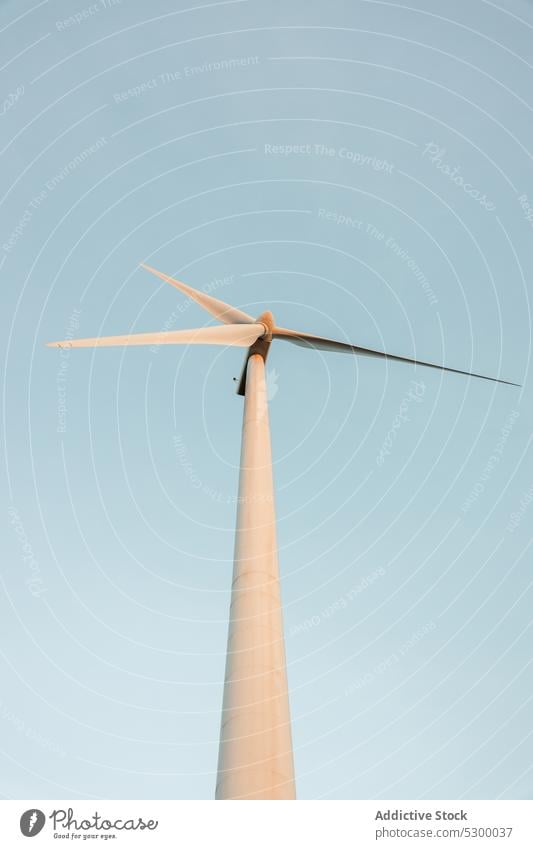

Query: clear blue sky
1;0;532;800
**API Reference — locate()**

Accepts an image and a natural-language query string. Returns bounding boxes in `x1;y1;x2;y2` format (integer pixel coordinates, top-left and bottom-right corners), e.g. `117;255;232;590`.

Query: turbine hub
256;310;274;338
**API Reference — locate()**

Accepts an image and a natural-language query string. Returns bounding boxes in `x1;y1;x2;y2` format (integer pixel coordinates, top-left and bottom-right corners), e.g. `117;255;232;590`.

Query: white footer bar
1;800;531;847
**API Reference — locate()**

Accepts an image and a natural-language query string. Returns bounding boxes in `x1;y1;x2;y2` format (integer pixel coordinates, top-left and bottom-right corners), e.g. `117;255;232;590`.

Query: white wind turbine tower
48;264;519;800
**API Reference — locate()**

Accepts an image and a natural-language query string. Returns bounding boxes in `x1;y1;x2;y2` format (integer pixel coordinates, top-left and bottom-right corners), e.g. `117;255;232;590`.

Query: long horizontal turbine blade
47;324;265;349
273;328;520;386
141;264;255;325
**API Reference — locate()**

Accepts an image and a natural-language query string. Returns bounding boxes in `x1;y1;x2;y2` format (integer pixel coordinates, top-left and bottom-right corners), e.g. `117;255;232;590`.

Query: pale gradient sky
1;0;532;800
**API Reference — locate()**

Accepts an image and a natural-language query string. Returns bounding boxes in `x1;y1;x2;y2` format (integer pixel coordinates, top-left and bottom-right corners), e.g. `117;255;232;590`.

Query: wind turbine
47;264;519;800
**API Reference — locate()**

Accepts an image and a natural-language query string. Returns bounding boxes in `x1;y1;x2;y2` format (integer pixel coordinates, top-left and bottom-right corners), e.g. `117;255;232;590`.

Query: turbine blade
47;324;265;349
141;264;255;325
273;328;520;386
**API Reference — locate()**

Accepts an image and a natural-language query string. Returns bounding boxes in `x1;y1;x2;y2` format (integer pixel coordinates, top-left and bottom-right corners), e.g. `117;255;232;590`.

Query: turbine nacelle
234;311;276;396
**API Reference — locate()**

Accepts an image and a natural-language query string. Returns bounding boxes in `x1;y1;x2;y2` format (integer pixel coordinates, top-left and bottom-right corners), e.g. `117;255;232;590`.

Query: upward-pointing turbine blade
47;324;265;349
273;328;520;386
141;264;255;325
